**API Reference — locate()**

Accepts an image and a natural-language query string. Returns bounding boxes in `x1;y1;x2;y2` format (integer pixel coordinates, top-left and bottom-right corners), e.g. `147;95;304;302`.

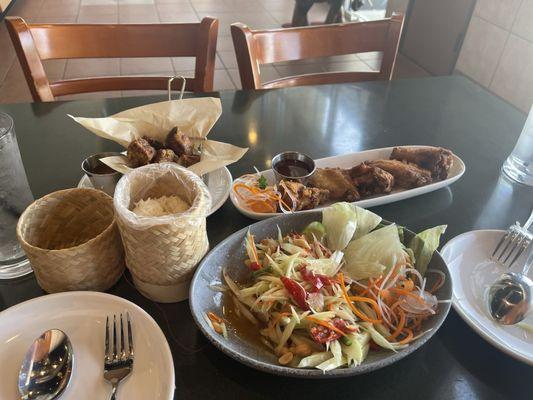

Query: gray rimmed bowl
189;211;452;378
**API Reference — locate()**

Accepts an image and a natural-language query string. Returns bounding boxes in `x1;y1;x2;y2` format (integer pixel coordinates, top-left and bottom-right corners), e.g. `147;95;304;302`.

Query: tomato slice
310;325;342;344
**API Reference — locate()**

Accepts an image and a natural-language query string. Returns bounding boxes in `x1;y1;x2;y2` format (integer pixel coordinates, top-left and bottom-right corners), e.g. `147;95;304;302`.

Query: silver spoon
18;329;73;400
489;247;533;325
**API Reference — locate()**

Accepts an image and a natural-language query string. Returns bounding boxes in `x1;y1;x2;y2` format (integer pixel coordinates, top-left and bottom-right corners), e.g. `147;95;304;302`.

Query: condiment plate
441;230;533;365
79;166;232;216
0;292;175;399
230;145;465;220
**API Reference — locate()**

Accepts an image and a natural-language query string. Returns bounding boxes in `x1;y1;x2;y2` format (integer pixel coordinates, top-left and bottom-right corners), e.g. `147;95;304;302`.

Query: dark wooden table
1;76;532;399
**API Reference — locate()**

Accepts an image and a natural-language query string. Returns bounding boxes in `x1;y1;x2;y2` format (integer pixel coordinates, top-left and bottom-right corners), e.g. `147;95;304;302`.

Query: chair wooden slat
231;14;404;90
5;17;218;102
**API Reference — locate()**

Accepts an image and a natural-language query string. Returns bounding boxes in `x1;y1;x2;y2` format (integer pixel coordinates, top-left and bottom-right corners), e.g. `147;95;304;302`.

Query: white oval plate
230;145;465;220
0;292;175;399
441;230;533;365
79;166;232;217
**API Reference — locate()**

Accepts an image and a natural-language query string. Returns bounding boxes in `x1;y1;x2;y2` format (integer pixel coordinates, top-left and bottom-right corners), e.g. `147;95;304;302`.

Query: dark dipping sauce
91;162;116;175
274;159;313;178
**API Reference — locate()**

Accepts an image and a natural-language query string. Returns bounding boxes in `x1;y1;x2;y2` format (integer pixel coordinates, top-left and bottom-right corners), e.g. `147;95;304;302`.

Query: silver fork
491;209;533;267
104;313;134;400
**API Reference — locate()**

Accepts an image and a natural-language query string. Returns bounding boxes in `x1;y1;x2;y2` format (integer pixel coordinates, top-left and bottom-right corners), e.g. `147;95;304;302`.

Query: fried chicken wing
390;147;453;180
368;159;432;188
348;162;394;197
308;168;360;201
278;180;330;211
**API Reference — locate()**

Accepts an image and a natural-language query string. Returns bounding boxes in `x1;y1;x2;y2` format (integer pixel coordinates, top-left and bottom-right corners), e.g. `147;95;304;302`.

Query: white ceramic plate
230;145;466;220
441;230;533;365
0;292;175;399
79;166;232;216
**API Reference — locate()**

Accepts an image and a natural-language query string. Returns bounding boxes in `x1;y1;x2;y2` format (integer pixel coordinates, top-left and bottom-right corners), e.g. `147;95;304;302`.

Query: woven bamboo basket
113;163;211;303
16;188;125;293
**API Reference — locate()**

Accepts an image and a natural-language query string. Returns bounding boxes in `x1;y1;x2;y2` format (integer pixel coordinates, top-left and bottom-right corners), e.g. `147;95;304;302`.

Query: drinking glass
503;105;533;186
0;112;34;279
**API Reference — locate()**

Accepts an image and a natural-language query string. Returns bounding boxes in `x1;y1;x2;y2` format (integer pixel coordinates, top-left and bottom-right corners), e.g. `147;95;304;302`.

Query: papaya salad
206;203;447;371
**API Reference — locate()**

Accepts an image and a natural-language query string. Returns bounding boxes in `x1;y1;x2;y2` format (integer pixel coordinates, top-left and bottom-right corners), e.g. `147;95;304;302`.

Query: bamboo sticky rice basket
113;163;211;302
16;188;124;293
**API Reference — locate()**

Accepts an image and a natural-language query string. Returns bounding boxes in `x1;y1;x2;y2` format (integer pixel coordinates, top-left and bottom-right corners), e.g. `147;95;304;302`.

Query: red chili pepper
331;318;357;333
310;325;342;344
280;276;309;310
249;262;261;271
300;267;334;293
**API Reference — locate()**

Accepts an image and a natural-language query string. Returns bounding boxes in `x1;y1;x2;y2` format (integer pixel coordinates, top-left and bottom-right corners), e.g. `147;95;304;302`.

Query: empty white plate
441;230;533;365
0;292;175;399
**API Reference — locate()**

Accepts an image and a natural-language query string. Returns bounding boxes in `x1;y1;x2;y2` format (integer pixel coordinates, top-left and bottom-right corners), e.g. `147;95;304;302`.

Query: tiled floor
0;0;430;103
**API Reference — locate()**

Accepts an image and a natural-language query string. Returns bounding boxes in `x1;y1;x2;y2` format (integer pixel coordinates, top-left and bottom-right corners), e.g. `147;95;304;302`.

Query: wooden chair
5;17;218;102
231;14;404;90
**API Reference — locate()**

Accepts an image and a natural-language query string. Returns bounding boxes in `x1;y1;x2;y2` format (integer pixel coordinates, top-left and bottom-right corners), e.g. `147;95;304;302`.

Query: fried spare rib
348;162;394;197
278;180;329;211
307;168;360;201
368;159;432;188
390;146;453;180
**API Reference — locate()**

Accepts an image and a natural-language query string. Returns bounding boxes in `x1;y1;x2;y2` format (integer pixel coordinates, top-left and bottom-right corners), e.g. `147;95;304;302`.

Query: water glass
503;105;533;186
0;112;34;279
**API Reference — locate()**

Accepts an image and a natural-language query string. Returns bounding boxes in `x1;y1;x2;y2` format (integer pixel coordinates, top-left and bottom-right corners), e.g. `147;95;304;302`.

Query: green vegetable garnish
257;175;268;190
252;265;273;279
341;336;353;346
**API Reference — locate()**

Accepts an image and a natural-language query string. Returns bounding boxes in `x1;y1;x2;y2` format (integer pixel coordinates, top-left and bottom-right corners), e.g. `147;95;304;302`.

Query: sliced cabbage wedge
344;224;409;272
409;225;447;276
353;206;382;239
322;202;358;251
342;261;386;281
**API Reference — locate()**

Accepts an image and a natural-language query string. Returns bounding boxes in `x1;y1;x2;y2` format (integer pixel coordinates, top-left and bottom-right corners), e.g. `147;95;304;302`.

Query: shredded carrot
338;273;382;324
388;310;406;340
207;312;224;324
349;296;383;319
397;328;414;345
390;288;426;304
306;316;346;337
398;278;414;292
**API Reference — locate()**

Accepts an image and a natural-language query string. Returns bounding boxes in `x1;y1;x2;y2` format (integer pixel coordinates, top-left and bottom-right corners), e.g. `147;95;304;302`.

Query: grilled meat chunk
349;162;394;197
308;168;360;201
165;127;193;156
278;180;330;211
127;138;156;167
153;149;176;163
368;159;432;188
390;146;453;180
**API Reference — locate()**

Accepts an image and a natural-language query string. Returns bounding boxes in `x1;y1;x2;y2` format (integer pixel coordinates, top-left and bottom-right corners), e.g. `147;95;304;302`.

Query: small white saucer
441;230;533;365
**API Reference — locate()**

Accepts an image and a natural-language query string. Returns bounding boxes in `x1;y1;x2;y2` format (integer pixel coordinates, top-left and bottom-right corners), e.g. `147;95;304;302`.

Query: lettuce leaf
408;225;447;276
344;224;409;272
341;261;386;281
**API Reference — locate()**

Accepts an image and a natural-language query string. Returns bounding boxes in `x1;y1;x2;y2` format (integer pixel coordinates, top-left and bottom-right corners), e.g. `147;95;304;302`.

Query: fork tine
492;231;510;258
120;313;126;360
509;238;530;268
127;312;134;359
501;232;522;264
113;314;118;360
497;230;518;261
105;316;110;360
502;234;525;264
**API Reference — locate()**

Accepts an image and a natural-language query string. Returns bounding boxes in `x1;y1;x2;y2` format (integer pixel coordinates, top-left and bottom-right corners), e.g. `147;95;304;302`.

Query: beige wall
456;0;533;112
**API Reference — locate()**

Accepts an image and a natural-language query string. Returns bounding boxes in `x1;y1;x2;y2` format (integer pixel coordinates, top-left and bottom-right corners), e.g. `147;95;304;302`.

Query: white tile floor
0;0;430;103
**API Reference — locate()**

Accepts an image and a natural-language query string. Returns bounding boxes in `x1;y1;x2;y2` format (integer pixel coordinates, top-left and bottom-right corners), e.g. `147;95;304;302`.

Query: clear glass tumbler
0;112;34;278
503;105;533;186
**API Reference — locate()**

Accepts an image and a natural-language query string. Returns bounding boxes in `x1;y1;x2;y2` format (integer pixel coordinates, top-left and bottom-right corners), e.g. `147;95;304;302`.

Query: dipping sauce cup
272;151;316;184
81;152;122;196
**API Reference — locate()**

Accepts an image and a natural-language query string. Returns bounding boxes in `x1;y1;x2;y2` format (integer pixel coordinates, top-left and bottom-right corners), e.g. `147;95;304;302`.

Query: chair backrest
5;17;219;102
231;14;404;90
